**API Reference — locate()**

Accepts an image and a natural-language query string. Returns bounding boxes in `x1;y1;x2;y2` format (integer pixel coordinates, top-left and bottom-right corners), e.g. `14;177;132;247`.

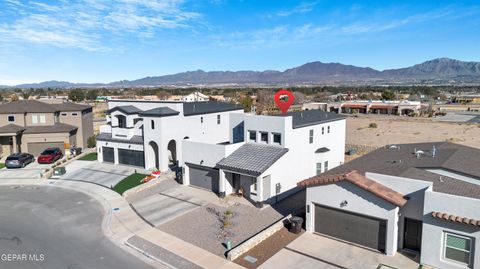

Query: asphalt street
0;185;157;269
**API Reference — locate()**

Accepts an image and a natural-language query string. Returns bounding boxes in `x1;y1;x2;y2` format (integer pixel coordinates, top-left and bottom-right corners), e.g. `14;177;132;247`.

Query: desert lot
346;115;480;150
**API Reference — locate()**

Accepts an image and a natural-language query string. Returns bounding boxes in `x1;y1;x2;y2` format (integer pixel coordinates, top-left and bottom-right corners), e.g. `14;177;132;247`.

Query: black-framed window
316;163;322;175
322;127;325;135
273;133;281;145
151;120;155;129
116;115;126;128
7;115;15;122
324;161;329;172
217;115;221;124
201;117;203;123
248;130;256;141
260;132;268;143
328;126;331;133
309;129;314;143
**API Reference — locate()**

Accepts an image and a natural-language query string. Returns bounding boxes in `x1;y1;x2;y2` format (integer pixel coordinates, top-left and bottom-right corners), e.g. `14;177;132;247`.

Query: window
322;127;325;135
328;126;331;133
309;129;314;144
217;115;221;124
32;114;38;124
72;113;78;116
444;233;472;266
61;113;67;116
260;132;268;143
316;163;322;175
7;115;15;122
39;114;46;124
151;120;155;129
200;117;203;123
273;133;281;145
248;130;256;141
133;118;143;125
116;115;126;128
324;161;329;172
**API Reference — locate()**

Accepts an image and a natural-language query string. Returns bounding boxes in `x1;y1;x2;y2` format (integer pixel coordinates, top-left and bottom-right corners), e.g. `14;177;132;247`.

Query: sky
0;0;480;85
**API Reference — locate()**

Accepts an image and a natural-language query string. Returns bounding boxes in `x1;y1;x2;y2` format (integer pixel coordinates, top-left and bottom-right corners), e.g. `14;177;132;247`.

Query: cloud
0;0;200;51
273;2;317;17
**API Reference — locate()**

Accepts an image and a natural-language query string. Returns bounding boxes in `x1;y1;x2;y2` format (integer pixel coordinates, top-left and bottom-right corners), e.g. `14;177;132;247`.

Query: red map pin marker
274;89;295;114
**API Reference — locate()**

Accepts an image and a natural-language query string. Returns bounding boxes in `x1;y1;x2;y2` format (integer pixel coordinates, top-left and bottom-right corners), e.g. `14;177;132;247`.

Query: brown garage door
314;204;387;252
27;142;65;156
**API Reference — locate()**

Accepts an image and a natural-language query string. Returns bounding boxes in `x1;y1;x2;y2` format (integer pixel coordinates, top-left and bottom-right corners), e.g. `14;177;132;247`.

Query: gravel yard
158;202;285;257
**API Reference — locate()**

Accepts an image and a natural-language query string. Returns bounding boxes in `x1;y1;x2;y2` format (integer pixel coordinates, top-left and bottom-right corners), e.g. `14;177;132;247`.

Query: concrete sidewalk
0;178;245;269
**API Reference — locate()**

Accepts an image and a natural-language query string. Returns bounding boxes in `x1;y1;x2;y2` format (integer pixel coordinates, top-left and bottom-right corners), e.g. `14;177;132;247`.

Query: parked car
5;153;35;168
37;148;63;164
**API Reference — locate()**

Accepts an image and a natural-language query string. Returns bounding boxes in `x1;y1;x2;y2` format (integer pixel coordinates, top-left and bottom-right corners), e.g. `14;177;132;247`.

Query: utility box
51;167;66;178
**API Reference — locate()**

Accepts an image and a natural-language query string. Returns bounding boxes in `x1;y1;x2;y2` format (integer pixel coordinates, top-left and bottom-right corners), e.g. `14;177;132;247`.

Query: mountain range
6;58;480;88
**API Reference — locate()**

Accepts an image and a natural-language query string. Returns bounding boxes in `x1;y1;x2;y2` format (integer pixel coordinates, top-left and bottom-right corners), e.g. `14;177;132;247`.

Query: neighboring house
182;92;209;102
182;109;346;205
96;100;346;206
328;100;425;115
298;142;480;269
0;100;93;157
96;100;244;170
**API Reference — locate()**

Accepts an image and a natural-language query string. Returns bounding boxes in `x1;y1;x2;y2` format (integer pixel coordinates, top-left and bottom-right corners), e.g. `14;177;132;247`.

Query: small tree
85;90;98;101
381;90;396;100
240;95;253;112
87;135;96;148
68;89;85;102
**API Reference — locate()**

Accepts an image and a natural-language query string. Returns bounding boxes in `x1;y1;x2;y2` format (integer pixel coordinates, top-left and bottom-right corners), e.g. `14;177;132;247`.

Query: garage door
28;142;64;156
118;149;145;167
102;147;114;163
188;164;219;193
315;204;386;252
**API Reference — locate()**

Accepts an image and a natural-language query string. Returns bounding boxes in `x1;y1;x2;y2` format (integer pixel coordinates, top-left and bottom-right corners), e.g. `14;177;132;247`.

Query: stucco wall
0;113;25;127
25;112;55;126
305;181;399;256
421;191;480;269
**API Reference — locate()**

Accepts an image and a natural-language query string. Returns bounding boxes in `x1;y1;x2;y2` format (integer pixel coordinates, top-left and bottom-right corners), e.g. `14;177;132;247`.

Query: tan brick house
0;100;93;157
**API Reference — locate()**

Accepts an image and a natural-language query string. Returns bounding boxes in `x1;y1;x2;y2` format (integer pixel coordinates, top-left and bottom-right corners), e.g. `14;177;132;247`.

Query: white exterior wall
242;114;287;146
422;191;480;269
304;181;399;256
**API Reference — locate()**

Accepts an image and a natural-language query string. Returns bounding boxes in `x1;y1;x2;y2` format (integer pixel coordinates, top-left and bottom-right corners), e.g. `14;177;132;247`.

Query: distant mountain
7;58;480;88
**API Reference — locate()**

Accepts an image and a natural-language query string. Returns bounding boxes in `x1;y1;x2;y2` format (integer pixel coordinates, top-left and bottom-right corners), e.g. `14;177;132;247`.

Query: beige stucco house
0;100;93;158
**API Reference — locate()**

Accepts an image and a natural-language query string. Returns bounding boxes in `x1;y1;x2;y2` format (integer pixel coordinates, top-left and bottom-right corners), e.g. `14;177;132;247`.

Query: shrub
87;135;96;148
369;123;378;128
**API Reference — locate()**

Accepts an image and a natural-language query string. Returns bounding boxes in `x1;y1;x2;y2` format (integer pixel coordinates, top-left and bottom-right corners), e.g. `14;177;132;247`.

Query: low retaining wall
226;214;292;261
43;148;96;179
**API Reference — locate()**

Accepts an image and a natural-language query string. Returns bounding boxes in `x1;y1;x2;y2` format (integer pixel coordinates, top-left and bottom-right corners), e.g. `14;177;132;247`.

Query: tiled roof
107;105;143;115
183;101;243;116
324;142;480;199
298;170;408;207
0;100;58;113
96;133;144;145
51;102;92;112
23;123;78;134
139;107;180;117
216;143;288;177
0;124;25;134
431;211;480;227
273;109;346;129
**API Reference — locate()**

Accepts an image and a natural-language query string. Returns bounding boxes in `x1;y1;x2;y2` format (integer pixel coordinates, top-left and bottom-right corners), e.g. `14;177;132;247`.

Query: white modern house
182;92;209;102
96;100;244;171
96;99;346;205
298;142;480;269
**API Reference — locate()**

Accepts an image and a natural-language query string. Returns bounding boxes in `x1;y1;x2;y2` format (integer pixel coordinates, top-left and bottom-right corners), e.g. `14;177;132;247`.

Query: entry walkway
260;233;419;269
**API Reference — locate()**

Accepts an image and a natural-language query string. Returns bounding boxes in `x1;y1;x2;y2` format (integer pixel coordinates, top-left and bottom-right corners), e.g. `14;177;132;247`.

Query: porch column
12;135;18;153
218;170;226;198
183;165;190;186
256;176;263;202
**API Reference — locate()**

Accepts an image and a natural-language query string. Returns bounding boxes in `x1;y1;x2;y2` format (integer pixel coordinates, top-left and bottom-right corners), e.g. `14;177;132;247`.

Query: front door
232;174;241;193
404;218;422;252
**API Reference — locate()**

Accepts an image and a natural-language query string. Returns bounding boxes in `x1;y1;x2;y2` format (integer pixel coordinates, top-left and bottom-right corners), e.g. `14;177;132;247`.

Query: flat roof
273;109;345;129
183;101;243;116
325;142;480;199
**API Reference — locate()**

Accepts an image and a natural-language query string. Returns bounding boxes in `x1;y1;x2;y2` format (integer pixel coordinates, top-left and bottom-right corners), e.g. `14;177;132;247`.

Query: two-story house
95;100;245;170
182;109;346;205
0;100;93;157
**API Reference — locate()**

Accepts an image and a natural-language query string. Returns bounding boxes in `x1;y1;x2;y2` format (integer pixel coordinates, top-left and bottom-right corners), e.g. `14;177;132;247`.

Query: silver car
5;153;35;169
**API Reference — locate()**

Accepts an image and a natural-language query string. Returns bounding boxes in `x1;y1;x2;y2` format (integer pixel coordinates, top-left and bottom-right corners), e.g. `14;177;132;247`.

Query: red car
37;148;63;164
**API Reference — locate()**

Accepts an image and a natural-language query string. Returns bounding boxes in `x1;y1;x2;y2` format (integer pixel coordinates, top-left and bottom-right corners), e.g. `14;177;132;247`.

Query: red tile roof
298;170;408;207
431;211;480;227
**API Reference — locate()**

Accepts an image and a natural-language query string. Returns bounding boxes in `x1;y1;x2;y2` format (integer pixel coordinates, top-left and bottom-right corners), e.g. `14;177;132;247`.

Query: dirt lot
234;227;303;269
346;114;480;150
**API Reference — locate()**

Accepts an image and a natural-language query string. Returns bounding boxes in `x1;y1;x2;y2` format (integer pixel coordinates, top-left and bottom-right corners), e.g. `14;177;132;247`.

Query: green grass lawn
0;163;5;169
112;173;148;195
78;152;97;161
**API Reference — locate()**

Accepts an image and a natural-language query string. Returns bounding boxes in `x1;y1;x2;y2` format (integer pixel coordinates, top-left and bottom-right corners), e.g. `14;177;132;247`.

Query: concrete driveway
59;160;140;188
0;161;51;179
260;233;419;269
127;179;220;227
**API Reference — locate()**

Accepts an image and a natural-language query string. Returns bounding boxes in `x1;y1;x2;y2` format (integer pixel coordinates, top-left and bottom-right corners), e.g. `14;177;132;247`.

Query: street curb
124;240;179;269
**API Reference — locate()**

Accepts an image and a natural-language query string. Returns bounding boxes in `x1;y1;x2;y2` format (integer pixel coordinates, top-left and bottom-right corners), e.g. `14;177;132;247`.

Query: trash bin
289;216;303;234
75;147;82;155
